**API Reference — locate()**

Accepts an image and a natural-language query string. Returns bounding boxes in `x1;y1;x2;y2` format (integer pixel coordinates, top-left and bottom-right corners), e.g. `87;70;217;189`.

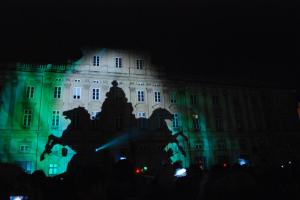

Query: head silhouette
63;106;90;120
150;108;173;121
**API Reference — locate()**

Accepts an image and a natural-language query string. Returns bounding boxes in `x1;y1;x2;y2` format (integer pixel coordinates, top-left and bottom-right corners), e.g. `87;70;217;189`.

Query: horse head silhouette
148;107;188;157
150;107;173;120
63;106;91;129
146;107;173;130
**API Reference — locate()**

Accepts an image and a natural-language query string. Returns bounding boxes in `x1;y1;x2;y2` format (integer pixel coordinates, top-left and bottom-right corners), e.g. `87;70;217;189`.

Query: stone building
0;48;299;176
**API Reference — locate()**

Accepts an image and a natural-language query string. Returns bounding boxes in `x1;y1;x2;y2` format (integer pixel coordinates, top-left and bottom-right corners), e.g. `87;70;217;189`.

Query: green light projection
0;64;78;175
162;89;216;169
0;49;239;175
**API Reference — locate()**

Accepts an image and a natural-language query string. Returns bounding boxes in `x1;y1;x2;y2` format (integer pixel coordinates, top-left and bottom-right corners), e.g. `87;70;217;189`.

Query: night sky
0;1;297;89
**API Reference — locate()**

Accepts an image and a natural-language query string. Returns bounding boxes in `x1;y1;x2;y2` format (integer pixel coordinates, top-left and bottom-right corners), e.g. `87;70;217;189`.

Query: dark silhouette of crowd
1;81;299;199
1;160;300;200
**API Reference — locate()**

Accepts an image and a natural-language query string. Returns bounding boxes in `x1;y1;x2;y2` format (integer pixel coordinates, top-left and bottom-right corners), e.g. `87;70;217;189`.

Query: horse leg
179;131;189;141
172;137;187;157
170;131;188;156
40;135;60;161
173;131;188;141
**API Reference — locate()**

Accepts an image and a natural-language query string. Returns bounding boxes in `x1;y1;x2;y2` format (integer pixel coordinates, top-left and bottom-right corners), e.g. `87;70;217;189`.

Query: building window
234;103;243;131
23;110;32;127
137;112;146;118
212;95;220;106
52;110;60;128
49;163;58;175
190;94;197;104
115;57;122;68
74;79;80;83
195;143;202;150
170;92;177;103
173;113;179;128
73;87;81;99
93;56;100;66
136;59;143;69
216;117;223;131
195;156;206;169
137;112;146;128
93;80;100;84
154;91;161;103
137;90;144;102
91;111;99;129
217;139;227;151
92;88;100;100
19;145;30;153
26;86;34;98
16;161;32;174
54;86;62;99
91;111;98;120
192;114;200;130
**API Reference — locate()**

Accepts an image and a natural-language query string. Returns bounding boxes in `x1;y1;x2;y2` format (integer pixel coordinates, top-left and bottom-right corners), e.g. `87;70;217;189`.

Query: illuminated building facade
0;48;299;175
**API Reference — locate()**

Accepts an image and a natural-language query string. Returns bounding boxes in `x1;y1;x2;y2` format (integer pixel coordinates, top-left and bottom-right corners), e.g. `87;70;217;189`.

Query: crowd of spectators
1;159;299;200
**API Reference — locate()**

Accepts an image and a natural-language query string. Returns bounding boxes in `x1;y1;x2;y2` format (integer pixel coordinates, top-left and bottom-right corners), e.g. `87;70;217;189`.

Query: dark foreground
1;161;300;200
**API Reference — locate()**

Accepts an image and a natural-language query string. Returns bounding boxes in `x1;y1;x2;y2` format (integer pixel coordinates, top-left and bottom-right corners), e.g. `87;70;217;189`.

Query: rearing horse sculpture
141;107;188;157
40;107;96;161
40;81;189;165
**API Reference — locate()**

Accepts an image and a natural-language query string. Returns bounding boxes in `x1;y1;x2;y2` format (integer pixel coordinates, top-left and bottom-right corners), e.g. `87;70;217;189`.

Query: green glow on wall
0;64;79;175
1;64;210;174
162;92;217;168
0;49;235;175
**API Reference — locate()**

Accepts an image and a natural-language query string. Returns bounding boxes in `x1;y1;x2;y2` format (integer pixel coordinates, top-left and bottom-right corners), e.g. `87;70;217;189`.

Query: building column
146;87;152;115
